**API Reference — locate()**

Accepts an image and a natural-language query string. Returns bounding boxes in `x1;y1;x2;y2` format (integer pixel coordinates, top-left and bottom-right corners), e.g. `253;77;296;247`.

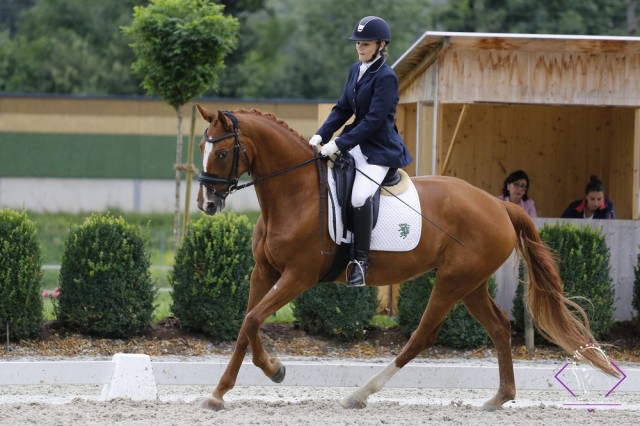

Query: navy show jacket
316;58;412;169
561;198;616;219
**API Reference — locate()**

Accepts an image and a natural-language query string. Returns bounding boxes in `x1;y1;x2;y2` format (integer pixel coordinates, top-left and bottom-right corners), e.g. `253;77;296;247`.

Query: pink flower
42;290;50;298
52;290;60;299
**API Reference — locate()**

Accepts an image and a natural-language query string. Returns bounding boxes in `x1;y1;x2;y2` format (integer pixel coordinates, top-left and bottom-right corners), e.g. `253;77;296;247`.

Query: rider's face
356;41;381;62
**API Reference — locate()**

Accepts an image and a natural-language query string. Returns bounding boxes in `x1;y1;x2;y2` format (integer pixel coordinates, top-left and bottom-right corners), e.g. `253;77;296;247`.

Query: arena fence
0;354;637;401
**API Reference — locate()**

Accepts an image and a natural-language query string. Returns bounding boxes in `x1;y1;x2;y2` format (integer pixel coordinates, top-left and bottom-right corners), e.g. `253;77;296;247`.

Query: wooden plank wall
0;96;319;138
418;103;435;176
438;103;637;219
438;48;640;106
396;104;416;176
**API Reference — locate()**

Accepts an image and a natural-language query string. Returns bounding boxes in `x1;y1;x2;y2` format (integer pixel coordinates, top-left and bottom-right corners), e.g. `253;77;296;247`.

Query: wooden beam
398;39;447;94
634;108;640;219
439;104;468;175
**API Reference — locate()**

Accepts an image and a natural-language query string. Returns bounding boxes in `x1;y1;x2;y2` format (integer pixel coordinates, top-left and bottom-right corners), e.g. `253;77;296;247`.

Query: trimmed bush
512;222;614;340
293;282;379;341
170;212;253;341
397;271;497;349
56;213;155;338
0;209;43;340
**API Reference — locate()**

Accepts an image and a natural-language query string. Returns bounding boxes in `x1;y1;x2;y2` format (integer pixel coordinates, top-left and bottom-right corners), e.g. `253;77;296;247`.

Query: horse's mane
234;109;308;144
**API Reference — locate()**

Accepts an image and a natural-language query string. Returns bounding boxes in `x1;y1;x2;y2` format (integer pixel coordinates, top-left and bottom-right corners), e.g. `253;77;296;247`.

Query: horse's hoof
270;364;286;383
481;402;502;412
200;396;225;411
340;397;367;409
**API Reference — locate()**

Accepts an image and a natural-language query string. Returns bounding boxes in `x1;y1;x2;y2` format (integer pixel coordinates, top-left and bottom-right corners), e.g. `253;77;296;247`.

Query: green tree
123;0;238;249
0;30;11;89
433;0;632;35
226;0;434;99
0;0;35;36
1;0;145;94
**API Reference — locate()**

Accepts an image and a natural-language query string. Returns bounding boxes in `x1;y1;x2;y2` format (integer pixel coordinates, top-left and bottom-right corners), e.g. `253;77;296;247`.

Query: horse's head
196;105;252;215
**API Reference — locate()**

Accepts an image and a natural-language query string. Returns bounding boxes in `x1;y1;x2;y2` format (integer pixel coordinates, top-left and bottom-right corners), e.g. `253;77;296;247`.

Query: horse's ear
217;110;233;131
196;104;215;123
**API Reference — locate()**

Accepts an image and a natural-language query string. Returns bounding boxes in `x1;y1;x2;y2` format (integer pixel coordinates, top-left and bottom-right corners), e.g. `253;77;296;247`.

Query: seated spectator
561;175;615;219
496;170;537;218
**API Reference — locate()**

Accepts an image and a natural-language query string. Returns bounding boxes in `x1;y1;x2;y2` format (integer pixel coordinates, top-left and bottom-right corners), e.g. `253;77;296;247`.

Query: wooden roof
392;32;640;107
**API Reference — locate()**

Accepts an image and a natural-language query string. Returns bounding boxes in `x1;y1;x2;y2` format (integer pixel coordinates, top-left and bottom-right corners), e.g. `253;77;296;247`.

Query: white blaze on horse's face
202;140;215;205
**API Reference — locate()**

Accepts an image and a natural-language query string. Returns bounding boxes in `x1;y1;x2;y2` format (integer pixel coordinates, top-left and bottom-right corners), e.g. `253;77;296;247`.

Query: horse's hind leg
340;283;458;409
461;282;515;410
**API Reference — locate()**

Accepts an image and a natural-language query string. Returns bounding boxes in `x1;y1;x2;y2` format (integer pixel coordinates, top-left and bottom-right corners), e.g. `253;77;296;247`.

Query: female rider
309;16;413;287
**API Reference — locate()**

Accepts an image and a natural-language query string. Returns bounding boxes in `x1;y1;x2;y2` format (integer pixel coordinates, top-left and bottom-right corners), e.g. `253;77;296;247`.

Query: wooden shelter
392;32;640;219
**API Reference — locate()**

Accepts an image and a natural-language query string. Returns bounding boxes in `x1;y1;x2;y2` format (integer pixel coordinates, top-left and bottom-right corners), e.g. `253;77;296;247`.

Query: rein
235;157;318;191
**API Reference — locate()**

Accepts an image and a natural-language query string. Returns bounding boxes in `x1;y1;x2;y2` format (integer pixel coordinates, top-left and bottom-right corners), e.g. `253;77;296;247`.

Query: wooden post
439;104;468;175
522;267;535;354
182;104;198;239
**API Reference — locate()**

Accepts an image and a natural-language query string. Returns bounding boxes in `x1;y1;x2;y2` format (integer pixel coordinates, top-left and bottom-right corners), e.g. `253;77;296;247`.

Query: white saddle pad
327;168;422;252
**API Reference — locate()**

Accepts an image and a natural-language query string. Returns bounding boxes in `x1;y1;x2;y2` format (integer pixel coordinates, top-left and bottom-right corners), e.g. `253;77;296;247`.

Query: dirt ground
2;320;639;425
3;318;639;364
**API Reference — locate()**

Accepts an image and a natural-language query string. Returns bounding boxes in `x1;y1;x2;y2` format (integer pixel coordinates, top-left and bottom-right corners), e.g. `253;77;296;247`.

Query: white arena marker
100;353;157;401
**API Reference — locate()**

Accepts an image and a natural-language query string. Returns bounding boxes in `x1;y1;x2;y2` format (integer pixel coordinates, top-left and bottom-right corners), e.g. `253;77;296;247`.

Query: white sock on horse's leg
340;361;400;409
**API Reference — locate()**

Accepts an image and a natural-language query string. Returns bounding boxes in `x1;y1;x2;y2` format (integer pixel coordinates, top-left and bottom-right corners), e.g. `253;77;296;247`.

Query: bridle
198;111;252;200
198;110;318;200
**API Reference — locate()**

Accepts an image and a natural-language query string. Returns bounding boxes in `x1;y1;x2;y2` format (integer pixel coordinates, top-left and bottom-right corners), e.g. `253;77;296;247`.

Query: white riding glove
308;134;322;147
320;139;340;157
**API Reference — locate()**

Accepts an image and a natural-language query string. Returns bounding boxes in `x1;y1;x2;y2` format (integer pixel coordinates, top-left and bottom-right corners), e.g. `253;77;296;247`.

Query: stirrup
345;260;367;287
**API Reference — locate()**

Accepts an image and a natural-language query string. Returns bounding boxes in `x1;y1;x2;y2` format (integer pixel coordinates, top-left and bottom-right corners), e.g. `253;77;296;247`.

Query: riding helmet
348;16;391;43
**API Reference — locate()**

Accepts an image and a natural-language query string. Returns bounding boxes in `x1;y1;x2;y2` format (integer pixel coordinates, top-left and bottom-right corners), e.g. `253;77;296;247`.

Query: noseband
198;111;252;200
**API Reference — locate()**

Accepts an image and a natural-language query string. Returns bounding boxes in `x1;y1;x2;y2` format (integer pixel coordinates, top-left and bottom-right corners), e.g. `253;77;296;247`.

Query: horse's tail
504;203;619;377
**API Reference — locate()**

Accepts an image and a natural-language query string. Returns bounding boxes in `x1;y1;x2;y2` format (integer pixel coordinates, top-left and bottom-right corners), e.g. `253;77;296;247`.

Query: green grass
154;291;173;322
371;314;399;329
43;291;295;324
43;291;390;328
43;298;55;321
265;303;294;323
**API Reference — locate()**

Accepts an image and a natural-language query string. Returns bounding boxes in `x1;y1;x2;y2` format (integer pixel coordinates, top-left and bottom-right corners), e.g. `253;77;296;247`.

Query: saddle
332;151;400;236
320;151;403;283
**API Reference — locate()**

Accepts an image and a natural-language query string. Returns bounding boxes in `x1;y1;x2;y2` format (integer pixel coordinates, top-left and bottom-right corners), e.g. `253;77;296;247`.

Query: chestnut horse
195;106;617;411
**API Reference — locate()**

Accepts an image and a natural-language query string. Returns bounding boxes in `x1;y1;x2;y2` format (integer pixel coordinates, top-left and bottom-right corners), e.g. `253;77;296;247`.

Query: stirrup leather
346;260;367;287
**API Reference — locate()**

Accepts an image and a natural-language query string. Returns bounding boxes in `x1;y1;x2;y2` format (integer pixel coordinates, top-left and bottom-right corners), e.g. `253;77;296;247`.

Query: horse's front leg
200;262;279;411
243;269;314;381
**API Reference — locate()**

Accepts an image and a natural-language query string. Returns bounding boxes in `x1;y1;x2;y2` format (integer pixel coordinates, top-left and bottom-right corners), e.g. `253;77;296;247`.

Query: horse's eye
216;150;228;160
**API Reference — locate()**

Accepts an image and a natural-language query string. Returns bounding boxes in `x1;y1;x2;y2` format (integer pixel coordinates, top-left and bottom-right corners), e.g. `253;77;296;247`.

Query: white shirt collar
358;56;382;80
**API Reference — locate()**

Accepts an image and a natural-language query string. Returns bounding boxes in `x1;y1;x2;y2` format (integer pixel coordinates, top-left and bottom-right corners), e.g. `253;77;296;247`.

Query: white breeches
350;145;389;207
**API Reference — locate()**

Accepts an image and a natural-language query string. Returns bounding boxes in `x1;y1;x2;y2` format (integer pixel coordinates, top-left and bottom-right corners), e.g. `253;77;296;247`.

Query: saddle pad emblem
399;223;410;239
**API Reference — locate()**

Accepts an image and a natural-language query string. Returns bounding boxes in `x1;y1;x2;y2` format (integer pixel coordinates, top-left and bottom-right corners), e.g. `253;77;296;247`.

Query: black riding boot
346;197;373;287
